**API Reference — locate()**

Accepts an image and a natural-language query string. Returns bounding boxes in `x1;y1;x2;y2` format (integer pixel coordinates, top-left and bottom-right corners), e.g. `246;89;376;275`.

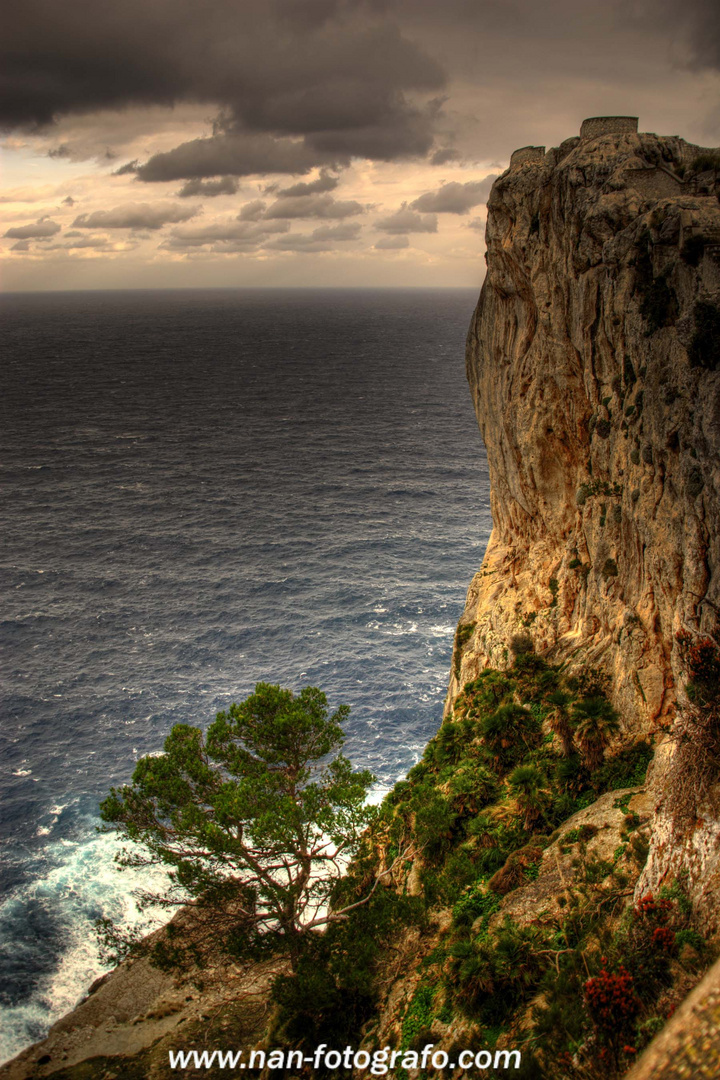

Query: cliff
450;117;720;930
4;118;720;1080
454;120;720;724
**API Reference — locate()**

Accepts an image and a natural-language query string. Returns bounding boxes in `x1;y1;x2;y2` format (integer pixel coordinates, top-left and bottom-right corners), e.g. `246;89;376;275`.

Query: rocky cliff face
449;120;720;927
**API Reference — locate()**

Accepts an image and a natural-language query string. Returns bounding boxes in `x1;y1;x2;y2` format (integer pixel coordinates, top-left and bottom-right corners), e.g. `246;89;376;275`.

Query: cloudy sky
2;0;720;290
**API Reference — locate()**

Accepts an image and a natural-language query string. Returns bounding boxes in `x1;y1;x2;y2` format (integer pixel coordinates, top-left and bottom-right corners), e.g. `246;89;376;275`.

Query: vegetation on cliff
265;648;715;1079
98;683;381;970
18;650;717;1080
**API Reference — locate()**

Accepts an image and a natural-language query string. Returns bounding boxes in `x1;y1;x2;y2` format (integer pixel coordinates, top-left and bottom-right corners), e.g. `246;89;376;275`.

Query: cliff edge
450;118;720;929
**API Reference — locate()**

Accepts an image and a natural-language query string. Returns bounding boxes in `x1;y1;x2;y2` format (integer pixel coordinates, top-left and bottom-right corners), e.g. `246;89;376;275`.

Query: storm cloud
278;171;340;197
4;0;720;289
410;177;497;215
375;206;437;234
1;1;444;172
265;222;362;252
43;235;132;251
263;193;364;219
4;220;62;239
161;218;290;251
177;176;240;198
238;200;268;221
71;202;200;229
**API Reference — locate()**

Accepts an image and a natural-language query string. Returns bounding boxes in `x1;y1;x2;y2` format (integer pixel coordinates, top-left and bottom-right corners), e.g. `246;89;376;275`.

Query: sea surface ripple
0;287;490;1060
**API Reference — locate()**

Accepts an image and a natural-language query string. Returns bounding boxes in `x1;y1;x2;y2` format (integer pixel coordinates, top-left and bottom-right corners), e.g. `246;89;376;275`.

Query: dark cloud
375;205;437;233
374;234;409;249
467;216;485;232
682;0;720;68
278;170;339;196
177;176;240;198
626;0;720;70
10;239;31;251
263;192;364;219
429;147;461;165
71;202;200;229
264;221;362;252
113;160;140;176
304;222;360;241
303;97;440;160
43;234;126;250
161;218;289;250
136;132;348;183
4;219;61;239
239;200;267;221
410;176;496;214
1;2;444;170
235;189;363;223
62;195;76;206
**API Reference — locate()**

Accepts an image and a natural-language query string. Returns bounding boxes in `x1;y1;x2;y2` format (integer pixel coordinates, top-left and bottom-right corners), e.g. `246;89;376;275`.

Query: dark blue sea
0;287;490;1061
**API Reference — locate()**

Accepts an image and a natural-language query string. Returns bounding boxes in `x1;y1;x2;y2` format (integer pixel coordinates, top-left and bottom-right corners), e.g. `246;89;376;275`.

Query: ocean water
0;287;490;1061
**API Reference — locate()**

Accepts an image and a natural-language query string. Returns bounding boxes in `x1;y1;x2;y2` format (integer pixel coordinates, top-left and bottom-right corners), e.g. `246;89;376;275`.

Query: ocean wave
0;830;170;1065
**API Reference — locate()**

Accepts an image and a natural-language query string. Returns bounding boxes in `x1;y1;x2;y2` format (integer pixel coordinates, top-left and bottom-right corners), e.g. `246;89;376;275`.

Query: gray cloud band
1;0;445;171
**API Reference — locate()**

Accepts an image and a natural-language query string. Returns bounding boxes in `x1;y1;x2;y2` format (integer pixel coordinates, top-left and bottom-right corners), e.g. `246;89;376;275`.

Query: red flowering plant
584;961;639;1064
634;892;678;955
634;893;674;923
615;893;678;994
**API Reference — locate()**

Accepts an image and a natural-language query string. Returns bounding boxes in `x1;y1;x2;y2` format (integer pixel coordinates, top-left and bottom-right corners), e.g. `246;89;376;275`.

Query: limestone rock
625;954;720;1078
451;120;720;925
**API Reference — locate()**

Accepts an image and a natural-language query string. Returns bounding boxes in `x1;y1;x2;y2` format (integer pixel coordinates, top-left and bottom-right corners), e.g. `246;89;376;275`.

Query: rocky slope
449;117;720;930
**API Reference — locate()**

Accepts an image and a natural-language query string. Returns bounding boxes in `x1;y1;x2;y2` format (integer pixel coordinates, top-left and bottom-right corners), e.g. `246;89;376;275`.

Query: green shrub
402;983;437;1048
453;622;476;678
590;740;653;792
449;763;499;815
452;885;501;929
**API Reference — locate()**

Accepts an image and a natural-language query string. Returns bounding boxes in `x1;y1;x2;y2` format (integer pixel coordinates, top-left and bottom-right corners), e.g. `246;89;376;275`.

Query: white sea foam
0;832;171;1066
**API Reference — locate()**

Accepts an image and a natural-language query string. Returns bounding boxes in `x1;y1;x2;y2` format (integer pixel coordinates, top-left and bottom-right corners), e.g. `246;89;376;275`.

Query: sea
0;287;491;1062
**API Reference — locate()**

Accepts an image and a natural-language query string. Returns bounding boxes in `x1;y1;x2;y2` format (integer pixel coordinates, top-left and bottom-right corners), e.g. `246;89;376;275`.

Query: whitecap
0;832;171;1065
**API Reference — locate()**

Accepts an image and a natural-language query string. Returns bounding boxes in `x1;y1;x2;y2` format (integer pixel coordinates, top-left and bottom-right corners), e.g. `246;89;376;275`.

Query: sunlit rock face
451;120;720;925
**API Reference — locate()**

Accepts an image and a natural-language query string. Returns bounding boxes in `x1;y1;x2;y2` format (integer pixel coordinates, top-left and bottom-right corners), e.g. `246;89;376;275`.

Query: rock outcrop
0;911;284;1080
449;119;720;929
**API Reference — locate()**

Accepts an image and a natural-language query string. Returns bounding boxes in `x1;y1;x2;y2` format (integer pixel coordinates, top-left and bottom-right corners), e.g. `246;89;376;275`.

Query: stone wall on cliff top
448;120;720;926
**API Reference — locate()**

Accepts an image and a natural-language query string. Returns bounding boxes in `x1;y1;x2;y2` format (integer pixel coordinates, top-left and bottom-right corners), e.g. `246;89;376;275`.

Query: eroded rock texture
451;124;720;925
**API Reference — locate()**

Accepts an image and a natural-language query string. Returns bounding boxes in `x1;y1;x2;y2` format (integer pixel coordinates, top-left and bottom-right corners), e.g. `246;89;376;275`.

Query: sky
2;0;720;291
